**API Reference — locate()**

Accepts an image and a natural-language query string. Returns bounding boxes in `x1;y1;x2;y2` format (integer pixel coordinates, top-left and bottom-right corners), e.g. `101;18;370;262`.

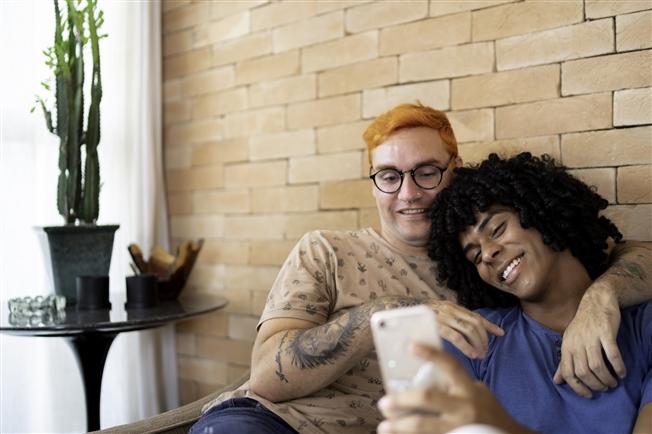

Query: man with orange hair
190;103;652;434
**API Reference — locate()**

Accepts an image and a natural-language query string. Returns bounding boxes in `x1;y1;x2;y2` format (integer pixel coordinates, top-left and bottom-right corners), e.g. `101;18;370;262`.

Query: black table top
0;293;228;337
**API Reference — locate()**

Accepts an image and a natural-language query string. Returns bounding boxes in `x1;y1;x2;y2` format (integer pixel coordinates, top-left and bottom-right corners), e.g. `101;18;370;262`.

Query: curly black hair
428;152;622;310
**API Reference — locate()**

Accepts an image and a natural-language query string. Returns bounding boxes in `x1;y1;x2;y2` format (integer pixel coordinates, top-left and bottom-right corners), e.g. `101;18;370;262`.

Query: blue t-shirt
445;302;652;434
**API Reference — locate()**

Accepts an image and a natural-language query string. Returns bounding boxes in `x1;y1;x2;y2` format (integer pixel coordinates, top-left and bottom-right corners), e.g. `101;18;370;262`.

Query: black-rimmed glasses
369;156;454;194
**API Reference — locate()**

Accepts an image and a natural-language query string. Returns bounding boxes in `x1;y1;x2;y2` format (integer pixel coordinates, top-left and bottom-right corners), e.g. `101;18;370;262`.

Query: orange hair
362;102;458;164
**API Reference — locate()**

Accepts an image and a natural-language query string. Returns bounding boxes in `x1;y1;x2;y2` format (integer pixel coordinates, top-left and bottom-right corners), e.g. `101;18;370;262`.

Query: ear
454;155;463;168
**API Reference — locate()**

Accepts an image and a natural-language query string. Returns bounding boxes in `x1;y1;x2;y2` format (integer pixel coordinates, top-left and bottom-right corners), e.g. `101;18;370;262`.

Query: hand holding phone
371;305;443;392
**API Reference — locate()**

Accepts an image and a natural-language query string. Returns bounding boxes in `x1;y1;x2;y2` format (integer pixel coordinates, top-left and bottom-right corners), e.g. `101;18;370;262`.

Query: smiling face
371;127;461;255
458;207;564;302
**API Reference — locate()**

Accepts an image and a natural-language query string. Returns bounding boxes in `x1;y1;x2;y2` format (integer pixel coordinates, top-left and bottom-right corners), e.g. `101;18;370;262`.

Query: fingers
556;338;625;394
479;316;505;336
571;348;609;392
433;302;503;358
585;344;618;388
567;376;594;399
378;386;456;418
553;365;564;385
451;314;489;354
556;355;593;399
438;325;480;359
601;338;627;380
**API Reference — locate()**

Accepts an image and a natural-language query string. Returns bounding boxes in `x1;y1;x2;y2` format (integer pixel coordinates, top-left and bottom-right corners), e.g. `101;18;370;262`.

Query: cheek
479;266;505;290
372;188;386;207
423;189;442;207
374;194;395;216
477;266;493;285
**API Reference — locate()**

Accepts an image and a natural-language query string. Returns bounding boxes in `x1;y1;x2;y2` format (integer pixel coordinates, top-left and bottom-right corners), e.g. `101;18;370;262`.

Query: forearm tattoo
286;296;419;370
609;259;647;282
275;331;290;383
607;259;648;288
602;243;652;300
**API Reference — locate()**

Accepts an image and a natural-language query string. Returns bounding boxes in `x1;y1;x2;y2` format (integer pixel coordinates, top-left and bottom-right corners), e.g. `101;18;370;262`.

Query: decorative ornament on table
8;295;67;327
127;239;204;301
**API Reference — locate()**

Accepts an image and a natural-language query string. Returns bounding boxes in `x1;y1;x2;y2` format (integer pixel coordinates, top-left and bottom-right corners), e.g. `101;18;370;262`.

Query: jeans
189;398;299;434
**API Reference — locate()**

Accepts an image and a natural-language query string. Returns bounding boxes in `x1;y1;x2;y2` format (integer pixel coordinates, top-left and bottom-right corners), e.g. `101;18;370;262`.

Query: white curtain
0;1;177;432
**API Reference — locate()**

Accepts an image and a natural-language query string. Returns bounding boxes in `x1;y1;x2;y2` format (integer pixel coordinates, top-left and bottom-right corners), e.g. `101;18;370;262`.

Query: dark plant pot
125;274;159;309
42;225;119;305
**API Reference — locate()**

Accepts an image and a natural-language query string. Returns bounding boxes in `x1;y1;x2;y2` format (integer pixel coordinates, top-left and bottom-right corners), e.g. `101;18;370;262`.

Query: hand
427;300;504;359
377;343;532;434
553;284;626;398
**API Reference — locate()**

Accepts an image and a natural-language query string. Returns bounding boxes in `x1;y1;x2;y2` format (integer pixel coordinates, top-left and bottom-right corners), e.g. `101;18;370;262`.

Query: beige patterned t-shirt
204;228;455;434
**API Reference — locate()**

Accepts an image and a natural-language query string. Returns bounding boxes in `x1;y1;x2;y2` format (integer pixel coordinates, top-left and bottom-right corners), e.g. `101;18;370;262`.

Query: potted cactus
35;0;118;304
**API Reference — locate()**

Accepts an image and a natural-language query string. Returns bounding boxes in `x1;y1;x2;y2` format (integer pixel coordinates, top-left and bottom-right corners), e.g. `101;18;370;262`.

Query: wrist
371;296;420;313
582;281;619;310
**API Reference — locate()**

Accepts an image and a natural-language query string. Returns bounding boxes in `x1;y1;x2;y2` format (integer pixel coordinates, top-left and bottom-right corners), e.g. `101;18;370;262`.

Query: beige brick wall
162;0;652;403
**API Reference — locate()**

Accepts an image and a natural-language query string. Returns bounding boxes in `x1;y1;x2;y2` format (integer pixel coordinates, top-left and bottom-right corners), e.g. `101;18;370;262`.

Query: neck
520;251;593;334
378;228;428;257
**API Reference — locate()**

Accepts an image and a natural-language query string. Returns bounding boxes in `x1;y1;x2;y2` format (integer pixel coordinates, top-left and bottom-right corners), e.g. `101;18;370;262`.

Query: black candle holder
76;275;111;310
125;274;159;309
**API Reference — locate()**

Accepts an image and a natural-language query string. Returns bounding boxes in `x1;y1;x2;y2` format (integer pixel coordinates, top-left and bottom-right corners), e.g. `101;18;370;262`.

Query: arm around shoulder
556;241;652;396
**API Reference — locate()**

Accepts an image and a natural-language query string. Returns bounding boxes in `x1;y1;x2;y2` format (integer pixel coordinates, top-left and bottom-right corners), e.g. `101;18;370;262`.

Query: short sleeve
257;231;337;329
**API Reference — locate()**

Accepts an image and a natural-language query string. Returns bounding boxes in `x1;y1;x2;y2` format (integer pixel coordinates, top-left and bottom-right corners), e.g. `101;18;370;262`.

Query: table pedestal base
65;332;117;432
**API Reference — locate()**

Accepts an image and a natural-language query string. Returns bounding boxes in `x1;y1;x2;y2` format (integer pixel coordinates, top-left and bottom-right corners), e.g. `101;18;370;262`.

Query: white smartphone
370;305;442;392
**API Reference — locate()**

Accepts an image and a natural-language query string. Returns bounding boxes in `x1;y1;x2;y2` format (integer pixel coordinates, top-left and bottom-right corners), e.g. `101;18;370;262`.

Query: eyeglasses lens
373;165;442;193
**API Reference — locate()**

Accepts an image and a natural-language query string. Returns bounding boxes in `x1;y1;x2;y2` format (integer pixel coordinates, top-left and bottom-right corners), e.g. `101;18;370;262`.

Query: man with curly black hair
429;152;623;311
377;153;651;434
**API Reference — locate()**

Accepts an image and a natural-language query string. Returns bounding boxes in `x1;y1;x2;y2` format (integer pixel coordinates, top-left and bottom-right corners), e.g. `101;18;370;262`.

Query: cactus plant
34;0;105;225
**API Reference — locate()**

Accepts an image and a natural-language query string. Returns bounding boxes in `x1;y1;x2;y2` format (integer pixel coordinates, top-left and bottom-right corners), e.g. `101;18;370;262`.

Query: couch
92;372;249;434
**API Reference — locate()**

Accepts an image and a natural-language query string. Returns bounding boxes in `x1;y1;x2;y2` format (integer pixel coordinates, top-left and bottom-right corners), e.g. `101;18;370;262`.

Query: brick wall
162;0;652;403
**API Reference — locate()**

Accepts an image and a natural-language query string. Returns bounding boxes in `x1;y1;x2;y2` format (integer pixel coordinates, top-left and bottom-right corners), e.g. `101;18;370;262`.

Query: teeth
501;256;522;281
400;209;425;215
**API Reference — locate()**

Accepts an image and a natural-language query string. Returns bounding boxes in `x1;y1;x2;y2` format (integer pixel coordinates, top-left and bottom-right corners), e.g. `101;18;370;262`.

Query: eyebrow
461;212;496;255
373;158;443;172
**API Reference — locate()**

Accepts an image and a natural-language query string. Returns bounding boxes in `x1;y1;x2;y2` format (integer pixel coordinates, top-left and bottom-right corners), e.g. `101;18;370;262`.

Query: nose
481;240;502;264
397;173;422;202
